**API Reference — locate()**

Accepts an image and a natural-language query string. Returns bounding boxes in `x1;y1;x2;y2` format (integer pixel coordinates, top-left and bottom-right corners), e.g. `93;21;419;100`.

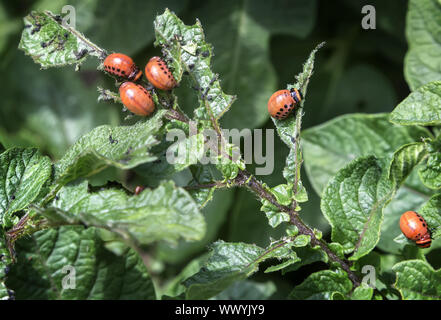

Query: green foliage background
2;0;441;300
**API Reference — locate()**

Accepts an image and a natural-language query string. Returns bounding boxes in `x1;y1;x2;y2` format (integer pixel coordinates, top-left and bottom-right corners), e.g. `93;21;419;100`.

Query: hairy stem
291;107;302;211
184;181;230;190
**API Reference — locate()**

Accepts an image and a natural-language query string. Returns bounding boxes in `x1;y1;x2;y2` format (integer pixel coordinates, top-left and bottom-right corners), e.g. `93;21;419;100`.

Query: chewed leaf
153;9;236;122
53;110;166;189
19;11;104;69
0;148;51;227
269;42;324;203
273;42;325;149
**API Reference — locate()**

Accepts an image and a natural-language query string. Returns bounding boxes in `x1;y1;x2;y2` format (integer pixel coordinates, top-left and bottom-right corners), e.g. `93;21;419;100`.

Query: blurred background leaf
404;0;441;91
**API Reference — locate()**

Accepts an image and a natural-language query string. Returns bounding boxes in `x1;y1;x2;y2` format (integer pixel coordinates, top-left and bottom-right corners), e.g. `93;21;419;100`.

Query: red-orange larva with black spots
119;82;155;116
144;56;177;90
399;211;432;248
268;88;302;120
103;53;142;81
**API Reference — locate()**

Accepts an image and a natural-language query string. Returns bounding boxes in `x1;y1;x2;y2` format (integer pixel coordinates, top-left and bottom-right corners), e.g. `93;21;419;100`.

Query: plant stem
184;181;229;190
291;106;302;211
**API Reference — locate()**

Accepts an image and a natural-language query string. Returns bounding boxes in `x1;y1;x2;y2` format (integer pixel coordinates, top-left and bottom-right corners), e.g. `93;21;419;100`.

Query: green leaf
247;0;316;37
0;232;13;300
331;292;346;300
270;184;293;206
6;226;156;299
321;156;393;260
293;235;311;247
38;180;205;245
351;284;374;300
393;260;441;300
272;43;324;190
390;81;441;125
19;11;103;69
260;199;290;228
0;148;51;227
289;270;352;300
302;113;430;195
328;242;345;260
419;194;441;239
263;239;300;273
419;156;441;189
286;225;299;237
184;239;296;299
313;228;323;240
404;0;441;91
419;136;441;189
159;133;206;174
388;142;427;187
53;110;165;188
153;8;236;124
352;250;382;273
264;258;299;273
